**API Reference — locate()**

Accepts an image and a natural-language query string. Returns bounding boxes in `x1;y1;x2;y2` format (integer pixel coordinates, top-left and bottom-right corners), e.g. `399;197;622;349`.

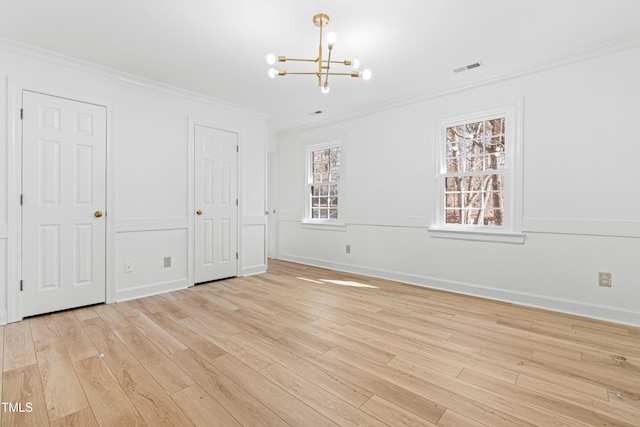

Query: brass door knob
94;211;103;218
196;210;203;215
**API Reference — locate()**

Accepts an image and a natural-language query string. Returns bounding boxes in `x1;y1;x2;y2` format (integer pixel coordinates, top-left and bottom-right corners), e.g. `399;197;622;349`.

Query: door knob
94;211;103;218
196;210;203;215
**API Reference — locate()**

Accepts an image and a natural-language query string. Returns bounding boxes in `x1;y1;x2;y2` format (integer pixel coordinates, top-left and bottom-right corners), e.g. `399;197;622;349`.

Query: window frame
429;100;524;243
302;140;345;229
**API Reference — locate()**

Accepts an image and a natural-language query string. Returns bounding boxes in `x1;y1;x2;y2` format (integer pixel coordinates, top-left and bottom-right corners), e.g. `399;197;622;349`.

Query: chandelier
266;13;371;94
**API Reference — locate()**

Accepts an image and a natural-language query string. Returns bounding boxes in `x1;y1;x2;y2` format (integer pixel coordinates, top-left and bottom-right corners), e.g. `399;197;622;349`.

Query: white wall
0;43;267;323
273;46;640;326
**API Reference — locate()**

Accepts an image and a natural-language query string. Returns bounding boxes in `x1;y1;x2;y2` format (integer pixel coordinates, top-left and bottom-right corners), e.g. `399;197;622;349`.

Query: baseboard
115;279;188;302
278;253;640;327
0;310;7;326
242;264;267;276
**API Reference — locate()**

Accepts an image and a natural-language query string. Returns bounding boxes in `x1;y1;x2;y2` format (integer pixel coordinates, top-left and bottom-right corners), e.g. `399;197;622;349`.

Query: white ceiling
1;0;640;132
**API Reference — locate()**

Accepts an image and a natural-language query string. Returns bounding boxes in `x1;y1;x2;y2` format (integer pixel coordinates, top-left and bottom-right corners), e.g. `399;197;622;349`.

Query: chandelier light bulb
268;68;278;79
321;83;330;94
326;32;337;47
266;53;277;65
362;69;372;81
351;59;360;69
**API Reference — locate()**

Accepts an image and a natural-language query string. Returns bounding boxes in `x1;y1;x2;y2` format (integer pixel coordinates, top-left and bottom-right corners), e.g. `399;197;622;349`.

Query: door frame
6;77;115;323
187;117;242;286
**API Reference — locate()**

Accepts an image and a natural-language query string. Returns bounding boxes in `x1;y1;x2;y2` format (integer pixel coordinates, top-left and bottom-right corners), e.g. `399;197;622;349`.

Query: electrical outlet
598;272;611;287
124;261;133;273
346;244;351;254
164;256;172;268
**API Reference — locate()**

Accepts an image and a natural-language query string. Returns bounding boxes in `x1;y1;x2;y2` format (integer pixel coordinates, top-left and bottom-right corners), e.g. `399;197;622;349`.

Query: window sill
301;220;347;231
427;227;525;244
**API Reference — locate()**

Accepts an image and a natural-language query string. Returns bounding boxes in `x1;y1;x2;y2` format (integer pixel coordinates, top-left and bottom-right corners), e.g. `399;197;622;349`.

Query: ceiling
1;0;640;132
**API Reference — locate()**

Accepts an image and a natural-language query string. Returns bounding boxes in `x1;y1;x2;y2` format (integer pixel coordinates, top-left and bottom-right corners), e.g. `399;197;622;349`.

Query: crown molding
0;37;268;120
277;33;640;136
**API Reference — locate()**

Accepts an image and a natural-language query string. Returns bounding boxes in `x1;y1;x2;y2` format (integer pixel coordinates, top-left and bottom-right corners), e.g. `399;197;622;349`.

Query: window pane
483;210;504;226
484;118;505;137
445;209;461;224
446;156;463;173
446;193;461;209
308;144;340;221
445;177;462;192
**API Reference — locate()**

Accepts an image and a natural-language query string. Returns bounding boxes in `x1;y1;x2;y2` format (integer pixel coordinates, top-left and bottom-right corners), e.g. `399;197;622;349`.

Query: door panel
21;91;107;317
194;125;238;283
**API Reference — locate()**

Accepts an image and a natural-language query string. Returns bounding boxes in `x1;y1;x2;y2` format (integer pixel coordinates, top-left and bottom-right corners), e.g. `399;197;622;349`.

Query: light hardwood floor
2;259;639;426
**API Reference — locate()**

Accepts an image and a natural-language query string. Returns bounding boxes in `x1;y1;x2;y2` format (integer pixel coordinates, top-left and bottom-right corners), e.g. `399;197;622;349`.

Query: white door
21;91;107;317
194;125;238;283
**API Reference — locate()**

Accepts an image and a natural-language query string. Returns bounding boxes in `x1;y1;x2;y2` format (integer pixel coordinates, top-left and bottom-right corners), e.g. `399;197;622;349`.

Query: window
305;142;341;223
444;116;506;226
431;102;523;243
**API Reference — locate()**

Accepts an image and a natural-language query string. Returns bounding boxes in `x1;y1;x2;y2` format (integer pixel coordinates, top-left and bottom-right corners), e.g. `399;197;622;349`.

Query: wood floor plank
52;312;99;362
213;354;339;427
73;356;145;426
34;336;89;420
49;407;98;427
170;384;242;427
113;326;194;394
179;316;275;371
175;350;289;427
123;309;188;355
260;363;388;427
29;315;59;342
80;316;140;375
3;320;37;372
2;365;49;427
118;364;194;426
361;395;438;427
233;330;372;408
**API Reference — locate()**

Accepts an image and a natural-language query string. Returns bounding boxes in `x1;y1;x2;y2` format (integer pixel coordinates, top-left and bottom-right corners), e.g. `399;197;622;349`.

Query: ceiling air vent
453;62;482;73
309;110;324;116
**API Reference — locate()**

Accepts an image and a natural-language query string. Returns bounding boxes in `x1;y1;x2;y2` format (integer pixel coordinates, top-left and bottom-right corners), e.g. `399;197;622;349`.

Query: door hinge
20;108;23;120
236;145;239;153
20;280;23;291
236;252;238;260
236;199;238;206
20;194;23;205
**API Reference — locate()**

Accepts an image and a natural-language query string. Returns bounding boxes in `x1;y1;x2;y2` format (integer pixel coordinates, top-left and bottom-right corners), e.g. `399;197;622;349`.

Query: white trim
431;98;524;241
524;218;640;238
427;228;525;244
277;35;640;135
243;264;268;276
301;221;347;231
304;140;343;224
278;253;640;327
347;216;428;228
115;279;188;302
116;218;189;233
0;223;7;239
7;77;114;322
0;38;267;120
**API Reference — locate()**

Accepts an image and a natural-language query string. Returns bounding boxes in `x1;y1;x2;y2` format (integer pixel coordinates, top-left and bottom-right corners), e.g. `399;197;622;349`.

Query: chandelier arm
280;57;318;63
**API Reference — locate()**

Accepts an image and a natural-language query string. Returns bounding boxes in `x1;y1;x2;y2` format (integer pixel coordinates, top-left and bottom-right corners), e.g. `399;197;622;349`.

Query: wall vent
453;62;482;73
